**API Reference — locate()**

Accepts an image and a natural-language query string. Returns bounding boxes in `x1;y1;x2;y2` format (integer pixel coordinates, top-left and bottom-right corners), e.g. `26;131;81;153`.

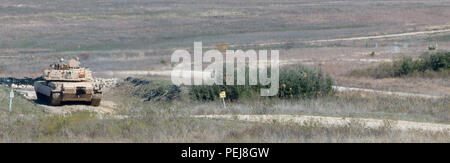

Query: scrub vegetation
350;51;450;78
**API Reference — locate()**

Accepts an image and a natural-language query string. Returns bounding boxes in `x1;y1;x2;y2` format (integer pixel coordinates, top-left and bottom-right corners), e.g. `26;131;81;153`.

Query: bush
420;51;450;71
190;84;251;101
350;51;450;78
392;56;421;77
278;65;333;99
124;77;181;101
189;65;334;101
189;67;259;101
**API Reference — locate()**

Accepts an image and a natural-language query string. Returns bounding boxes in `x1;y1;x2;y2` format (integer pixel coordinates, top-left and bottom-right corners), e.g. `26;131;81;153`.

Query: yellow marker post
219;91;227;109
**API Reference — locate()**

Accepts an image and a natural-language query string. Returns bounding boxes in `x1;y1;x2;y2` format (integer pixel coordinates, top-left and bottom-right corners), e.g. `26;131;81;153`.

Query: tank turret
43;58;93;81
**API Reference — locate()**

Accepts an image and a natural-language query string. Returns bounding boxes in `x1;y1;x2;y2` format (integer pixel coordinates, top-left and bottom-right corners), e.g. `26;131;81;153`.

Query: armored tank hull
34;58;103;106
34;81;102;106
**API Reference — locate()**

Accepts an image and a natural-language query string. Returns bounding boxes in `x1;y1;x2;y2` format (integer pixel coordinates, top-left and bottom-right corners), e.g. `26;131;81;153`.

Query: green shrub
279;65;333;99
190;84;252;101
420;51;450;71
189;65;334;101
350;51;450;78
392;56;421;77
189;66;260;101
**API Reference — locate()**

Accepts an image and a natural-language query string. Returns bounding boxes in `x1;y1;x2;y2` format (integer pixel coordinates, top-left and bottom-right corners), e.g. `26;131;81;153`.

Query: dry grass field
0;0;449;142
1;84;449;143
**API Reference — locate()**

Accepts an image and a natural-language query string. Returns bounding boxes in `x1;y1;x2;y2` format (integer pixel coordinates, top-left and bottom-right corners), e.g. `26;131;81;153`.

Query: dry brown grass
1;84;449;143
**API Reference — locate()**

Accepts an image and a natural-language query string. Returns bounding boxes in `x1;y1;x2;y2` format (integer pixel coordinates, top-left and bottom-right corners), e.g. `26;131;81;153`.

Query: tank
34;58;102;106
